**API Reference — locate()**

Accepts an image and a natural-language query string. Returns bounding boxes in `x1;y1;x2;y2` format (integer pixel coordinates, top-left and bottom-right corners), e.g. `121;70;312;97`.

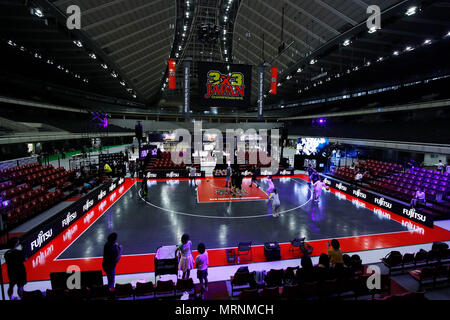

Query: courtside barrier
20;176;125;258
322;175;434;228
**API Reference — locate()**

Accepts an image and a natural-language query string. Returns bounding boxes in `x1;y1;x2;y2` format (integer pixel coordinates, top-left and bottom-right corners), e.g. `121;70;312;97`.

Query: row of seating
331;160;449;219
147;151;189;170
372;291;426;301
0;162;41;175
0;183;32;200
6;186;47;208
361;160;402;176
40;171;73;188
408;265;450;291
27;168;71;186
239;274;391;300
409;167;449;176
381;247;450;275
4;189;65;227
4;165;55;182
0;180;14;192
0;167;71;198
22;279;196;301
231;253;364;295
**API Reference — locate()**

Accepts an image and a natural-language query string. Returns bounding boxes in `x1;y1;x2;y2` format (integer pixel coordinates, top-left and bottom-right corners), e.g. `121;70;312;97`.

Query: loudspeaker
264;241;281;261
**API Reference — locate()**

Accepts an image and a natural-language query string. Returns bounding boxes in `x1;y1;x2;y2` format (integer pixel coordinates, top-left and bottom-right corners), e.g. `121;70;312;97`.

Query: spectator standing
4;237;27;300
195;243;209;298
225;163;232;188
102;233;123;289
436;160;446;174
129;161;135;178
327;239;344;267
189;166;197;187
176;234;194;280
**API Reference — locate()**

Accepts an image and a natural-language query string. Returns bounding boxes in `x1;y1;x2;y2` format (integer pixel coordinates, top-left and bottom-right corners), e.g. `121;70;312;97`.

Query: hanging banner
197;62;252;107
270;66;277;94
257;65;265;120
168;59;176;89
183;58;192;119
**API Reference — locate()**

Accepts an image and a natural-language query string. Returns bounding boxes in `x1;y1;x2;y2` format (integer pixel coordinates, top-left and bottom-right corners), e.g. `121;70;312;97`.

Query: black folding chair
237;241;252;263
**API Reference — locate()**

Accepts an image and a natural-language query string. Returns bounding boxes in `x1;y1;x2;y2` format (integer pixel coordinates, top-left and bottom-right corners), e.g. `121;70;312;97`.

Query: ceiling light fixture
32;8;44;18
405;6;417;16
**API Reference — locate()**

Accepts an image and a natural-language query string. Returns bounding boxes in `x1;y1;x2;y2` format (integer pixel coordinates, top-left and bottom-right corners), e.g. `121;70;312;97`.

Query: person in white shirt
175;234;194;280
411;188;426;208
195;243;209;297
189;166;197;187
355;171;363;186
268;189;281;217
436;160;445;173
313;179;327;202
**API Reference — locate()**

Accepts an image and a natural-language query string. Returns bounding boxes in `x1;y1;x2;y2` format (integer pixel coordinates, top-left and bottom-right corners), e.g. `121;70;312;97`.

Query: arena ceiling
0;0;449;111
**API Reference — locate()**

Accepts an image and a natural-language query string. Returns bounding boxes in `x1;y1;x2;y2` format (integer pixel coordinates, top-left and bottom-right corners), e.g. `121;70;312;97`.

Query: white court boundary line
55;229;414;261
136;178;313;219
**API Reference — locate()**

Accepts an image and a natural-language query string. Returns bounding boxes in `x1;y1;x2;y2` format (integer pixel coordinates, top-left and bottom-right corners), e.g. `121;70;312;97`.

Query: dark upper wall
285;107;450;144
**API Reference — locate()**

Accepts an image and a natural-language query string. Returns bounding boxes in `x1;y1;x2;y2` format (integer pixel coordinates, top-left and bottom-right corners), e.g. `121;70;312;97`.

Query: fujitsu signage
82;199;94;212
30;229;53;251
83;211;95;225
402;208;426;222
62;211;77;227
21;176;126;257
322;175;434;227
374;208;391;220
166;171;180;178
63;225;78;242
98;190;106;201
351;199;366;208
335;183;347;192
352;189;367;199
374;197;392;209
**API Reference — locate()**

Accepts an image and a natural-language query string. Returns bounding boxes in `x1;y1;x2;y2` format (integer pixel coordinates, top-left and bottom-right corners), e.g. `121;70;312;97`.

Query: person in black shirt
249;166;260;188
141;177;148;197
4;237;27;300
102;233;122;289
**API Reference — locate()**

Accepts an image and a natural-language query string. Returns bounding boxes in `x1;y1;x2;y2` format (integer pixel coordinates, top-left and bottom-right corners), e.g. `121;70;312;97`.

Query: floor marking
136;178;313;219
54;229;414;261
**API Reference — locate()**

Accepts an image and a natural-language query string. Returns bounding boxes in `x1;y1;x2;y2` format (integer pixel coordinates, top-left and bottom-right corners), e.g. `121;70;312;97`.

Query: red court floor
2;176;450;283
196;177;268;203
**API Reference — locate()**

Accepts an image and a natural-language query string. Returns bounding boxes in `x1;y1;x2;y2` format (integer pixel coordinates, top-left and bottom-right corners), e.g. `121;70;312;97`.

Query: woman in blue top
176;234;194;279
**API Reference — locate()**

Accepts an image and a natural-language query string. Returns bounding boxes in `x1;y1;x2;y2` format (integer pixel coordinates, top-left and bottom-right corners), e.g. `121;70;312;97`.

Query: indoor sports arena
0;0;449;309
